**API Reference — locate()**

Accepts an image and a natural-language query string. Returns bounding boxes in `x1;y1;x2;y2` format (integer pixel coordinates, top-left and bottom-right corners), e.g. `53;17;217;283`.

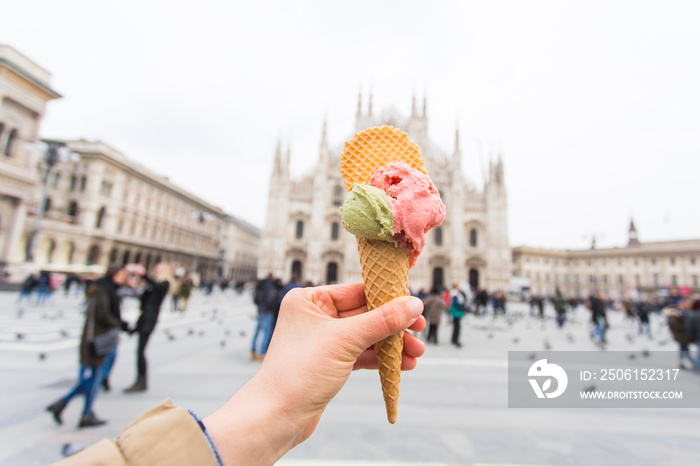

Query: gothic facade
259;94;511;292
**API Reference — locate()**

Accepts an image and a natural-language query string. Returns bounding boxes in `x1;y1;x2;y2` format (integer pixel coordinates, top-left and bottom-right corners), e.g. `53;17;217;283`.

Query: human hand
125;263;147;276
203;282;425;465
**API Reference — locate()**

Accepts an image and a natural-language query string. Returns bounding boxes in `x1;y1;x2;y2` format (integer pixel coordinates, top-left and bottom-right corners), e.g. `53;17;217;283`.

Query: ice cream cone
340;126;430;423
356;236;410;424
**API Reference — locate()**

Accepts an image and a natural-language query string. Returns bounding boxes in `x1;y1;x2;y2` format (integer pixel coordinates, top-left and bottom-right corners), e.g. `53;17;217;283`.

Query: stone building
0;45;61;277
0;45;259;283
258;93;511;292
512;221;700;300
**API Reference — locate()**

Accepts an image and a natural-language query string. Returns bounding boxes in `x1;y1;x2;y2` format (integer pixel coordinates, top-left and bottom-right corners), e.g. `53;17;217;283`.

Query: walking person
179;276;194;312
123;263;172;393
423;288;445;344
46;265;127;428
449;283;466;348
588;291;608;346
251;274;278;361
553;289;567;328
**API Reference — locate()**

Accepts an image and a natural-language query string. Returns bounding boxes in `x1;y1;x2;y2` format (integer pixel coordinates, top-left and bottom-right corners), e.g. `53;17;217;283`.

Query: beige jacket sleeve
54;399;220;466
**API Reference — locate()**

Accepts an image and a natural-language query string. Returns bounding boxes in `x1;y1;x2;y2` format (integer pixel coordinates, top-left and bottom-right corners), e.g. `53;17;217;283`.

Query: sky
3;0;700;250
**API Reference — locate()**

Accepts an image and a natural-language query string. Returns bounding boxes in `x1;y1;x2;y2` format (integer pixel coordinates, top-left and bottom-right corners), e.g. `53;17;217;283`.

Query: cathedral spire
273;138;283;174
628;219;640;246
368;91;373;116
357;91;362;116
453;127;462;170
423;94;427;118
411;93;417;117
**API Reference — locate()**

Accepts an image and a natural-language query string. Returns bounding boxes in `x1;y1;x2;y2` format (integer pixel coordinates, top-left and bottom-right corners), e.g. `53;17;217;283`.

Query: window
96;207;106;229
51;172;60;188
80;176;87;192
331;222;339;240
469;228;477;247
670;257;676;266
4;128;17;156
435;227;443;246
333;186;343;207
101;181;113;197
295;220;304;239
0;123;4;146
46;239;56;264
69;175;77;192
67;201;79;223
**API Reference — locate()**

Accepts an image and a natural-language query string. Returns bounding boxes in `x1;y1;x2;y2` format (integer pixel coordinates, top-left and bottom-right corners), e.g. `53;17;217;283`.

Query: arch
65;242;76;264
326;262;338;284
291;260;303;280
109;248;118;265
469;228;477;247
432;267;444;291
122;250;131;265
295;220;304;239
45;238;56;264
469;268;479;291
134;252;142;264
87;245;100;266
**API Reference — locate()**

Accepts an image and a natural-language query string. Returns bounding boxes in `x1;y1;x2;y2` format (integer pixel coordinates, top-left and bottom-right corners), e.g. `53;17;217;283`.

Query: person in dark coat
123;263;171;393
251;274;278;361
46;265;126;428
423;288;445;344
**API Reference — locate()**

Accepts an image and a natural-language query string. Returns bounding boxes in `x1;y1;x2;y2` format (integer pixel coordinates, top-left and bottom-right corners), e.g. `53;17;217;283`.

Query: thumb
342;296;424;351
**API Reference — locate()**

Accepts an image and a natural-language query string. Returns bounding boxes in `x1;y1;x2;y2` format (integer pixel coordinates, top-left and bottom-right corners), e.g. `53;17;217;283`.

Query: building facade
0;45;61;277
512;222;700;300
0;46;260;283
258;94;511;292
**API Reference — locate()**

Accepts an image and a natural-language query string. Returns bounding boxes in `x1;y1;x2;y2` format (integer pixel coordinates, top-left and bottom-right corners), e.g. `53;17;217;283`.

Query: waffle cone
356;237;410;424
340;126;425;191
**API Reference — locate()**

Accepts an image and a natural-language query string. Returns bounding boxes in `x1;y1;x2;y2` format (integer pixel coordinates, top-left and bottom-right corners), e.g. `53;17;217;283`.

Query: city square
0;288;697;465
3;2;700;465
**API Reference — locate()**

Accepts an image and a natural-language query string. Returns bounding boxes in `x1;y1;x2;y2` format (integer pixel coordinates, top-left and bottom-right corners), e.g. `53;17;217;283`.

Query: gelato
341;183;396;243
368;162;446;267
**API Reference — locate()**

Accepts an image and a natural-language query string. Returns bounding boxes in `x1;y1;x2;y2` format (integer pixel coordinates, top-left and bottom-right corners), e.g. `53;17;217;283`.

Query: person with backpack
663;298;695;370
449;283;467;348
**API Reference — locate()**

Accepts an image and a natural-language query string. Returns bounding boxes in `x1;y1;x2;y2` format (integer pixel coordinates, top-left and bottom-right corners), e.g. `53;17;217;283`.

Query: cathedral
258;94;511;292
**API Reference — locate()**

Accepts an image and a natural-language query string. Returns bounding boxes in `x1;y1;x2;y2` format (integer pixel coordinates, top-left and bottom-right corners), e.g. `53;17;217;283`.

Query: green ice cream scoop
341;183;396;243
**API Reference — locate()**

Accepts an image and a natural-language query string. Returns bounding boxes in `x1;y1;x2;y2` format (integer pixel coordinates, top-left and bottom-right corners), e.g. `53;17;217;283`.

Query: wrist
202;373;304;465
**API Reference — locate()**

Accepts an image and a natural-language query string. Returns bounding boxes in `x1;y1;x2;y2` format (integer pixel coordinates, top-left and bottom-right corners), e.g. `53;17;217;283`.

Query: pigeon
220;340;226;348
641;349;650;358
582;385;596;393
566;333;575;343
628;354;636;360
16;333;23;340
487;333;494;339
513;337;519;343
60;330;69;338
188;329;194;336
543;340;552;350
168;334;176;341
38;353;46;360
239;331;246;337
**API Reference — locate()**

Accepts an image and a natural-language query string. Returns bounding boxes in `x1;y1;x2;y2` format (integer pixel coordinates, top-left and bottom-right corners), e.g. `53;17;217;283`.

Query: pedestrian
449;283;466;348
123;263;172;393
251;274;278;361
636;301;652;337
36;270;51;305
423;288;445;344
553;289;567;328
52;282;426;465
45;265;127;428
180;276;194;312
588;291;608;345
17;273;37;308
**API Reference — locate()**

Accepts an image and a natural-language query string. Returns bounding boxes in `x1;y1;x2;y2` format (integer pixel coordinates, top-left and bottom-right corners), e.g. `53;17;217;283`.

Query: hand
125;263;147;276
203;282;425;465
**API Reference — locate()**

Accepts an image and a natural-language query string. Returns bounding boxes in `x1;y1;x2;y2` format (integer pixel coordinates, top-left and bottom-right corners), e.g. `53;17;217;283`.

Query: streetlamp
25;140;80;262
190;210;214;275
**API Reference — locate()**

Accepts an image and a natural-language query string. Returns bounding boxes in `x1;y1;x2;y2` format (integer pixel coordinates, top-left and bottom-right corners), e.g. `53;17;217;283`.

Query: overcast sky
4;0;700;250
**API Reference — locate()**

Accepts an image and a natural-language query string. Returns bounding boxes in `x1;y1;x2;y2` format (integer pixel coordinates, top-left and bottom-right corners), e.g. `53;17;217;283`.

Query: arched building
258;94;511;292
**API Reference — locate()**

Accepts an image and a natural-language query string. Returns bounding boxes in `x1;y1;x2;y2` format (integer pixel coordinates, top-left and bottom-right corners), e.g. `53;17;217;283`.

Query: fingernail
407;297;423;318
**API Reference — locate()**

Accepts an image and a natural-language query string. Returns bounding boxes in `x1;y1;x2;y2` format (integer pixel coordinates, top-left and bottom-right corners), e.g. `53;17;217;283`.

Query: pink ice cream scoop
369;162;446;267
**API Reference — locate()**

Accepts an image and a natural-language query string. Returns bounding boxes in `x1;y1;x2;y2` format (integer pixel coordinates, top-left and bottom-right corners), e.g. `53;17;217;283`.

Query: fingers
304;283;366;315
353;330;425;371
340;296;423;351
